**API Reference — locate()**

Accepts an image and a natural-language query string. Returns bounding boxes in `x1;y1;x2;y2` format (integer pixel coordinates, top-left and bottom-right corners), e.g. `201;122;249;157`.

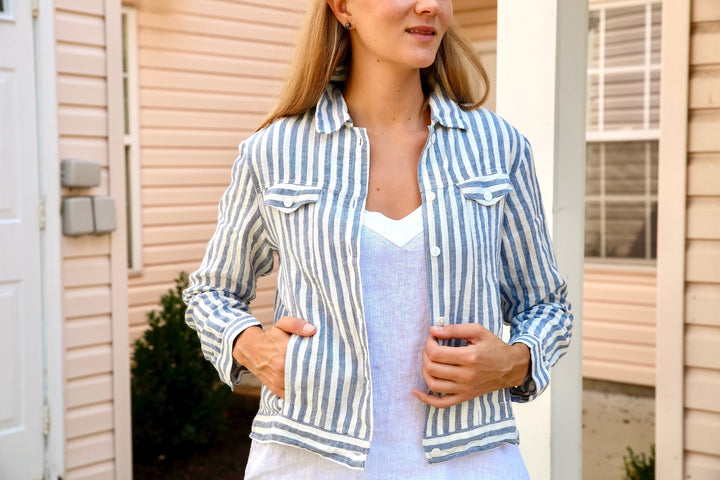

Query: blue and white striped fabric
183;83;573;469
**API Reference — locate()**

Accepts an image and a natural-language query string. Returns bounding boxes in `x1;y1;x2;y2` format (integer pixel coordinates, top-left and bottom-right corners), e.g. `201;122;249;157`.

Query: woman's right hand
232;316;316;399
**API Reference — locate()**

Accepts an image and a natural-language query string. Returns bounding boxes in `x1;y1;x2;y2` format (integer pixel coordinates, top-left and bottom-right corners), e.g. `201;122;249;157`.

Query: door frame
35;0;64;477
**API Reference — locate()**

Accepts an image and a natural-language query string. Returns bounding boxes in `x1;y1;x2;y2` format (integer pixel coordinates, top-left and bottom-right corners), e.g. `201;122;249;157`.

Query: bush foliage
623;445;655;480
131;272;231;463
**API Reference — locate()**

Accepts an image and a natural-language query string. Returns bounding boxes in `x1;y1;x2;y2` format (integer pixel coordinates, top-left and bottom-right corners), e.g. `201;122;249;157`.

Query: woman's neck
343;62;429;131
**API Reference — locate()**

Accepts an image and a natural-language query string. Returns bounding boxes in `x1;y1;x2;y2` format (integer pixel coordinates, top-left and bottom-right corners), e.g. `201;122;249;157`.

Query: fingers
429;323;491;342
423;334;469;366
274;316;316;337
411;389;461;409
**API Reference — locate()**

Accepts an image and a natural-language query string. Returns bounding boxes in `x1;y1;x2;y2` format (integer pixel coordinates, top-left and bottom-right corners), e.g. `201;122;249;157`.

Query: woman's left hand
411;324;531;409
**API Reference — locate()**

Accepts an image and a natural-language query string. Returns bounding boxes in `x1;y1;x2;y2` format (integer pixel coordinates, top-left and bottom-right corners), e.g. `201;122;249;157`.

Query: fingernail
430;326;442;332
302;324;315;334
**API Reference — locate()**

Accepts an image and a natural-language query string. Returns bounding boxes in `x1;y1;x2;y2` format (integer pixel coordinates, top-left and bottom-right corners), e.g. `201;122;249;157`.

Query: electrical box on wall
92;196;117;234
60;158;117;237
61;196;117;237
62;197;94;236
61;158;102;188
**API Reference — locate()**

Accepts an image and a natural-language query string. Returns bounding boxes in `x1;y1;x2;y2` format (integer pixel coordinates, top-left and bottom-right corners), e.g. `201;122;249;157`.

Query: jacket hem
251;413;370;469
423;418;520;464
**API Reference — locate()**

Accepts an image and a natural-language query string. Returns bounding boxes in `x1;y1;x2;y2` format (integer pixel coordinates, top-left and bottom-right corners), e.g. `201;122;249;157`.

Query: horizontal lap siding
54;0;118;477
128;0;307;343
686;0;720;476
453;0;497;43
582;265;657;386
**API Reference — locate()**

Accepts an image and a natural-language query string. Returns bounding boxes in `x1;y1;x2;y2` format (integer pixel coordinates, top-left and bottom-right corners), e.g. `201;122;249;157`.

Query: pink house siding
55;0;120;476
454;0;496;42
126;0;308;340
684;0;720;476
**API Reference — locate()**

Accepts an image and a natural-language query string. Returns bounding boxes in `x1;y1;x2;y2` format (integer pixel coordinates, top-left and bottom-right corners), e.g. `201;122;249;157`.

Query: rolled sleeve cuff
508;334;550;403
218;317;262;388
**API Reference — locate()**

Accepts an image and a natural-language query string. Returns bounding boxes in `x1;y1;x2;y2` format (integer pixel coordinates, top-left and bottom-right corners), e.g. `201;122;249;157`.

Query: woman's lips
405;26;437;36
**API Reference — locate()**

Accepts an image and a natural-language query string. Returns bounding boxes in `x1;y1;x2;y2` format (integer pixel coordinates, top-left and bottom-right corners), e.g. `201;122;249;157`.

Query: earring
344;22;351;29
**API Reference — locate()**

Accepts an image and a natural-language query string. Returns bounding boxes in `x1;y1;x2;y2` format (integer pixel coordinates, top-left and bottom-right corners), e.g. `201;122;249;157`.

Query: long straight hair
258;1;489;130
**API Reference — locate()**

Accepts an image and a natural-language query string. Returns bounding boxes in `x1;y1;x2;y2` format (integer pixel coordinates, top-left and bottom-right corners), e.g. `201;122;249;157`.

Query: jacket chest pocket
264;184;323;213
262;184;323;251
456;173;513;207
455;173;513;256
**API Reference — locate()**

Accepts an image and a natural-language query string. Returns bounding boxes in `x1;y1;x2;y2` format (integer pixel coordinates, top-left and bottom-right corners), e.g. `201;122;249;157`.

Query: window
121;7;142;272
0;0;5;13
585;1;661;261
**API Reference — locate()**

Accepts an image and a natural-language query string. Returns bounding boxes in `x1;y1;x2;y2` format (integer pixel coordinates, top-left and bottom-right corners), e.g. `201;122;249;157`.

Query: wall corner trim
105;0;134;476
655;0;690;478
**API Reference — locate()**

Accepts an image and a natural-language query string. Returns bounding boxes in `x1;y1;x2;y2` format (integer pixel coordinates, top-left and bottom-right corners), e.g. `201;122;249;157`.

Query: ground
582;379;655;480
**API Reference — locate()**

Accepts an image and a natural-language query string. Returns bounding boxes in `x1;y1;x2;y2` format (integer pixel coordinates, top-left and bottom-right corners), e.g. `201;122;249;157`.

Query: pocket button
483;192;493;202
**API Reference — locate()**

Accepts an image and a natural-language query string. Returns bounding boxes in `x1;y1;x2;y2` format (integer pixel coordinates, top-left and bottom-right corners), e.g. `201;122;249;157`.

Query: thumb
430;323;490;342
274;316;316;337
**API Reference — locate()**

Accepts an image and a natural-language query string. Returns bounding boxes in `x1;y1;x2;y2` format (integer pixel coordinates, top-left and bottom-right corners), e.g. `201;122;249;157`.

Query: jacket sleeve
499;135;574;403
182;143;274;388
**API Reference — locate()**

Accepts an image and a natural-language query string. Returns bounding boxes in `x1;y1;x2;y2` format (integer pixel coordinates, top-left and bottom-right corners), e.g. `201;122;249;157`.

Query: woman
183;0;573;478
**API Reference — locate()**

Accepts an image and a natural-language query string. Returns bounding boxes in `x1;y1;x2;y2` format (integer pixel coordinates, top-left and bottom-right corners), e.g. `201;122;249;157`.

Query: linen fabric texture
244;212;529;479
183;83;574;469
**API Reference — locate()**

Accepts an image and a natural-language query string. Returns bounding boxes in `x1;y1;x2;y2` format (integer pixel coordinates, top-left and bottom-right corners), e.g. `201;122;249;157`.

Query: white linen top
244;209;529;479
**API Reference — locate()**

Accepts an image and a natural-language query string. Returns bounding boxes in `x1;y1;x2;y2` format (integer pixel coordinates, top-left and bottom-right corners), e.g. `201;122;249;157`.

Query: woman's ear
326;0;350;25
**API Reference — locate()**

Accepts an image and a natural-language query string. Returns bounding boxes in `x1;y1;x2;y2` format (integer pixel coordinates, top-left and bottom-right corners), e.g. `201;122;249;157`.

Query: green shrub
131;272;232;464
623;445;655;480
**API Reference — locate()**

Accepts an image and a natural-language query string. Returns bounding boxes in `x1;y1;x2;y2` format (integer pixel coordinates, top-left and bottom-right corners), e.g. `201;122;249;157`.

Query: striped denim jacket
183;84;573;469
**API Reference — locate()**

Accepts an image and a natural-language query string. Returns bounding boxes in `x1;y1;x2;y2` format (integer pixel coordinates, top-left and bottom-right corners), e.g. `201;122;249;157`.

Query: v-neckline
362;207;423;248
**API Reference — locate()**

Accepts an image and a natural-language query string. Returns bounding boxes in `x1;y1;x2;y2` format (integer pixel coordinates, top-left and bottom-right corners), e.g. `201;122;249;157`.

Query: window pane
603;71;645;130
606;201;647;258
122;14;128;73
0;0;4;12
585;202;601;257
651;4;662;65
649;69;660;129
650;141;658;195
586;143;601;196
650;201;657;258
588;11;600;70
588;74;600;131
604;5;646;68
605;142;647;195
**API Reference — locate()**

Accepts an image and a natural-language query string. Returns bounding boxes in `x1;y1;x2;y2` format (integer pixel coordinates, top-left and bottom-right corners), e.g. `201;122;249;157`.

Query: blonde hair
258;1;489;130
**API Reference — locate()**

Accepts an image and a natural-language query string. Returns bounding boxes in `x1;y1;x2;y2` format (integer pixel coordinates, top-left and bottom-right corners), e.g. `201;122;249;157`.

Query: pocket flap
456;174;513;206
264;184;322;213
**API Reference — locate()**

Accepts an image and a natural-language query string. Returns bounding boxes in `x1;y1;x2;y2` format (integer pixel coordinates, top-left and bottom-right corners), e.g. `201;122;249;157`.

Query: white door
0;0;45;478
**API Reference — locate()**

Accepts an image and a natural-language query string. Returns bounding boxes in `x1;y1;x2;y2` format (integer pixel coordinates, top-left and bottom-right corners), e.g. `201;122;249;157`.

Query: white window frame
0;0;14;21
122;6;143;273
585;0;661;265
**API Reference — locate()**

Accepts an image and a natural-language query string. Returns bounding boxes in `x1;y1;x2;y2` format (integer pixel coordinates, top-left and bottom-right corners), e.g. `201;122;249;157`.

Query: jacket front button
436;317;447;327
427;191;436;202
430;246;441;257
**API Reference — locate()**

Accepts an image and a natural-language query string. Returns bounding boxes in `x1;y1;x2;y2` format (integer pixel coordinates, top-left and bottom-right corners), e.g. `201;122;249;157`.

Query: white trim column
106;0;134;475
496;1;587;479
655;0;690;478
35;0;64;477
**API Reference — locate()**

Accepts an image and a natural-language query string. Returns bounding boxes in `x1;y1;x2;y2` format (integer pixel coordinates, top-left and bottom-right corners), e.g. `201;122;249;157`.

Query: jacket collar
314;83;469;134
